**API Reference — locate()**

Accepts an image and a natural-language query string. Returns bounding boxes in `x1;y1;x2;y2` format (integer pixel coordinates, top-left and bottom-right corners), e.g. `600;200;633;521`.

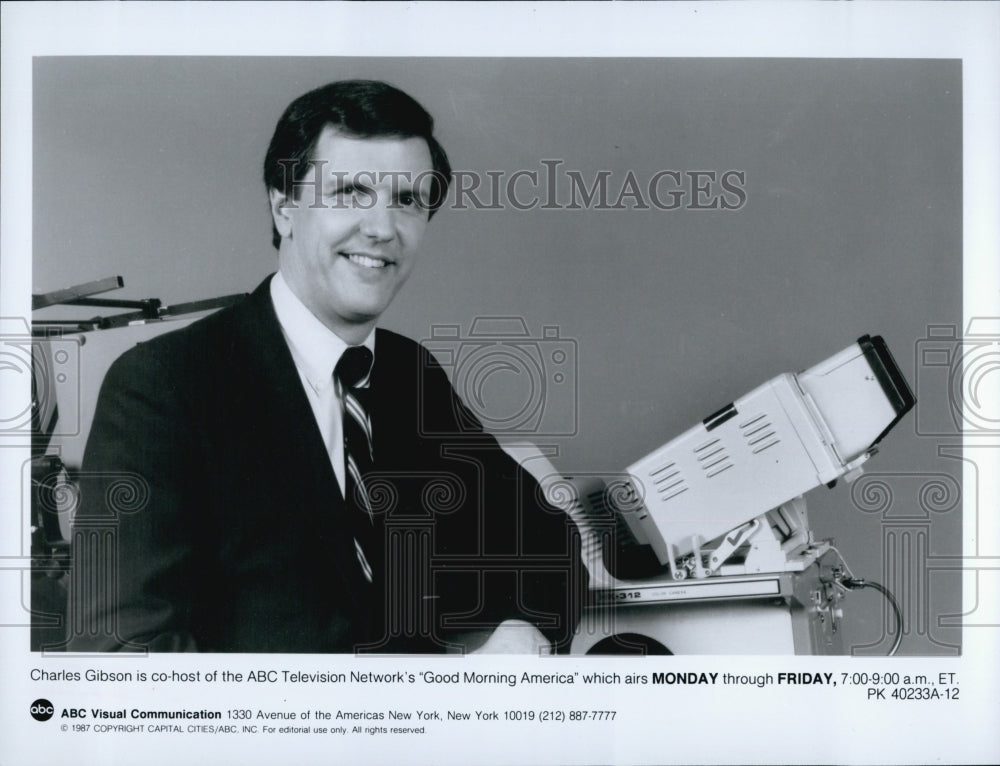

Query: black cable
841;577;903;656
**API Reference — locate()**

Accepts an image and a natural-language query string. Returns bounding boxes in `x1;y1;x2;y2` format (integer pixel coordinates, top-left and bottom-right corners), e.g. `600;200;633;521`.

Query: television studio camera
511;335;915;655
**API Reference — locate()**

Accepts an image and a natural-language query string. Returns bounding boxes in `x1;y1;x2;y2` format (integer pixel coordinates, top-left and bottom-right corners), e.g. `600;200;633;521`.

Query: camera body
621;335;914;568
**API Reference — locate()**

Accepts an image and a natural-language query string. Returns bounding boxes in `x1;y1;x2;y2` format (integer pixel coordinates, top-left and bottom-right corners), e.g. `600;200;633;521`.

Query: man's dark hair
263;79;452;249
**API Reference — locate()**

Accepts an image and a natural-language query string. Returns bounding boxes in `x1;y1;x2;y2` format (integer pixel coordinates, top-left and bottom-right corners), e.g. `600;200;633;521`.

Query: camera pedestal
570;553;846;655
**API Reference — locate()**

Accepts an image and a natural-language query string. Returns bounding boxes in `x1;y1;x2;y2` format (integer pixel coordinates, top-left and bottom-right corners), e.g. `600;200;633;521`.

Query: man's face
271;127;436;341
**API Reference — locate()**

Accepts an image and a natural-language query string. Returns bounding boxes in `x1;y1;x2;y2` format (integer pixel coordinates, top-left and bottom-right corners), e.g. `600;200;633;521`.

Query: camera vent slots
587;483;649;534
573;497;606;562
694;438;734;479
585;489;610;516
587;486;639;517
572;497;592;518
647;460;689;501
740;412;781;455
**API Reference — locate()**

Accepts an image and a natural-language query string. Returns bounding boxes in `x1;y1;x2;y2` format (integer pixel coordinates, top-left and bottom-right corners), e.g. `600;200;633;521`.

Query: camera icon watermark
0;317;82;438
421;317;578;437
914;318;1000;437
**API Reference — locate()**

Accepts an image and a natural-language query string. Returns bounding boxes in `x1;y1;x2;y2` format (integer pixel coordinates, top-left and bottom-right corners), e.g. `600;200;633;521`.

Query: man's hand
470;619;552;655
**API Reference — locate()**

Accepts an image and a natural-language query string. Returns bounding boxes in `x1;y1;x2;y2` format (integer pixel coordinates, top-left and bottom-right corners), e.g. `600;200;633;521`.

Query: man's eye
398;192;426;209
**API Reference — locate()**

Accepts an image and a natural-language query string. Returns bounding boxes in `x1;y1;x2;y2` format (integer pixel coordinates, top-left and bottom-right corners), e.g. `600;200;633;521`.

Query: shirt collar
270;271;375;393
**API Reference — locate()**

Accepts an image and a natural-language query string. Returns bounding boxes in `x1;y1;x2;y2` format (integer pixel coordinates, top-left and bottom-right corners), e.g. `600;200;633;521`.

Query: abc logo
30;699;55;721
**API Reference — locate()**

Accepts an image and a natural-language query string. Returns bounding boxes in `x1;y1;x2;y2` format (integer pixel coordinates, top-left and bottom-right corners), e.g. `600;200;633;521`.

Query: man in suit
66;80;586;654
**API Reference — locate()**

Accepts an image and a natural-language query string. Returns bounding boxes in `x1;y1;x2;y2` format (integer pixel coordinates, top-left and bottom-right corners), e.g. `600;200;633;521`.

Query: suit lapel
230;276;373;608
370;328;421;470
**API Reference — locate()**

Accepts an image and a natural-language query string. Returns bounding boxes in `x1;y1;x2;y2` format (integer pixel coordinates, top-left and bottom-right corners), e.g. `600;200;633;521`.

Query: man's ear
269;188;294;240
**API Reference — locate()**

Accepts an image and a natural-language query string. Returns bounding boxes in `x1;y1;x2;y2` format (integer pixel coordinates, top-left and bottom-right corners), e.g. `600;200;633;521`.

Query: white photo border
2;3;998;765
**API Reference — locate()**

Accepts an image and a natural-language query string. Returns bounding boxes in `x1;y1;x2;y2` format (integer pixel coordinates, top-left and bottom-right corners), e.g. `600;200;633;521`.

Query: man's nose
358;197;396;241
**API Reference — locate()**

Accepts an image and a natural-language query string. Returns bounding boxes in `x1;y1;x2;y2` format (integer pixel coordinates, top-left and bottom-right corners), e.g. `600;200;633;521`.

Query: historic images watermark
420;317;578;439
274;161;748;213
0;318;82;439
913;318;1000;438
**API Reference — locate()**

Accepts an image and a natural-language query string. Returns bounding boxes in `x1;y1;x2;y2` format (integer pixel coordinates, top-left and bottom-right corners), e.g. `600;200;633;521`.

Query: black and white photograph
2;3;998;765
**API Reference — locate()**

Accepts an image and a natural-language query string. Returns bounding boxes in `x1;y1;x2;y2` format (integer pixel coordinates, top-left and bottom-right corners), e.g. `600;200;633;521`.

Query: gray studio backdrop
33;57;962;655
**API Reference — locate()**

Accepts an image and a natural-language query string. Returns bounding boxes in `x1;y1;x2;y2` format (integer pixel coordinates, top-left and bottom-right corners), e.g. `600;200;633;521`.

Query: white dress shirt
270;271;375;497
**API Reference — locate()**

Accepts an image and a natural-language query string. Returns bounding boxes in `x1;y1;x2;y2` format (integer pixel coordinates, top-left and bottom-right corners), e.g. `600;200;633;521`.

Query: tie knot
336;346;374;388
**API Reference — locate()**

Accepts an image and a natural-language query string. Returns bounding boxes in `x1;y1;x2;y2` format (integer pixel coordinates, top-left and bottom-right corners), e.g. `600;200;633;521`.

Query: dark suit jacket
66;276;585;653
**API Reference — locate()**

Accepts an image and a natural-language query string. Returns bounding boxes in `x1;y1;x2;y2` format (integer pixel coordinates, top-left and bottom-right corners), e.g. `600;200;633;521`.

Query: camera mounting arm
32;276;246;335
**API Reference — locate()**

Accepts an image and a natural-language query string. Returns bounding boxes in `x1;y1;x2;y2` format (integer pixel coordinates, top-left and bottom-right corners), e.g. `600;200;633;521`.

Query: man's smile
339;251;395;269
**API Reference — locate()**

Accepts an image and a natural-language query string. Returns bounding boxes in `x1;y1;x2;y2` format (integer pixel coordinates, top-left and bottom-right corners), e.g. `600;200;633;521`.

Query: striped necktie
335;346;379;584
